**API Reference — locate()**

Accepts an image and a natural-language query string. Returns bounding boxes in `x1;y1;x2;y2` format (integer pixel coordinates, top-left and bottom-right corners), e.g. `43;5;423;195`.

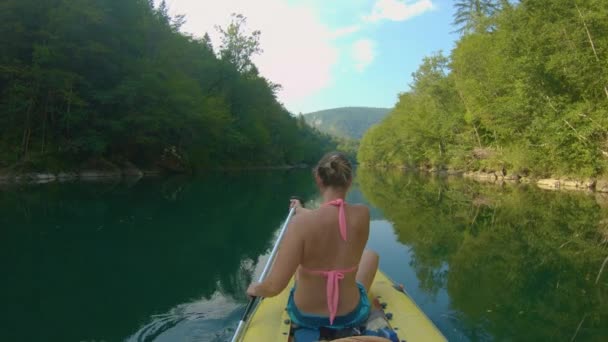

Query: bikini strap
324;198;347;241
299;265;359;325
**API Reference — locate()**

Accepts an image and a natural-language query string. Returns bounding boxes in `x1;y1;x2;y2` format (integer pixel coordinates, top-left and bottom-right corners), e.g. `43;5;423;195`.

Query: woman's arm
247;214;305;298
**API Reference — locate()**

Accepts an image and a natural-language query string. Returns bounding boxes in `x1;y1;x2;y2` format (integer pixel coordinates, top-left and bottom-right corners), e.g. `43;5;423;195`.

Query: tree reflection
358;168;608;341
0;170;317;342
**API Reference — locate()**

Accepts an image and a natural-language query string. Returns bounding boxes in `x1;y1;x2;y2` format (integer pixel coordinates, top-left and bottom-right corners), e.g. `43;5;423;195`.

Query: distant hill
304;107;391;140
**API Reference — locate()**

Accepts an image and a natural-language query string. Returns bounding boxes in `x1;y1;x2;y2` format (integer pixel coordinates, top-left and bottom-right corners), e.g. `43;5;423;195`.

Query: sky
164;0;459;114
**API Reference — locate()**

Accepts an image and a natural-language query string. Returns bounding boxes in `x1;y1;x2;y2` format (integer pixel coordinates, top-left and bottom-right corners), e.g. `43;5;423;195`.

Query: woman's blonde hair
314;152;352;188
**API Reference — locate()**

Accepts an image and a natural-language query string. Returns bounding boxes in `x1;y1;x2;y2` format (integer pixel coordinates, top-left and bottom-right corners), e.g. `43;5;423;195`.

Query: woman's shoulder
348;203;370;215
289;208;318;229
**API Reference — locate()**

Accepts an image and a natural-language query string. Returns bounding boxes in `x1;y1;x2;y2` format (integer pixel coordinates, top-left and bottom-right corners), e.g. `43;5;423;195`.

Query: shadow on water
357;168;608;341
0;170;317;342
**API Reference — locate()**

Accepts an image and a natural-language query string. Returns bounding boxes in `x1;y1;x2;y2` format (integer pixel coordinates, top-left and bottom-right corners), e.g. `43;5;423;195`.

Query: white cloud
165;0;338;110
352;39;375;72
365;0;435;22
330;25;361;39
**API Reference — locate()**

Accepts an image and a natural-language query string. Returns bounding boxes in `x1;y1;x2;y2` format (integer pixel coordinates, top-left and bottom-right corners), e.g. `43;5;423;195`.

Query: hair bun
314;152;352;188
322;159;333;174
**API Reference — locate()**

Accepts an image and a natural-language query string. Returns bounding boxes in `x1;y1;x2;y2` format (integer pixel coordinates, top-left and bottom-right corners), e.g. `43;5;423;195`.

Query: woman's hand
290;197;311;215
246;282;263;298
289;198;303;209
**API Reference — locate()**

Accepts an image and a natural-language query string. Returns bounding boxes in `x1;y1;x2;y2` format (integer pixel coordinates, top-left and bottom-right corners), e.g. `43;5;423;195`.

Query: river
1;169;606;341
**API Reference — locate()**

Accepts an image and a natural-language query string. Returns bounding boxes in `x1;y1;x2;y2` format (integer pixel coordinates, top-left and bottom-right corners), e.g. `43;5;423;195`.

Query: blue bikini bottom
287;282;370;333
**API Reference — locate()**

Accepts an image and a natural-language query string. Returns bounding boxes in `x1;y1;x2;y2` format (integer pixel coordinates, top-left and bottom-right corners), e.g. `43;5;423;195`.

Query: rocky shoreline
386;165;608;194
0;163;310;185
440;169;608;193
458;170;607;193
4;163;607;194
0;169;159;185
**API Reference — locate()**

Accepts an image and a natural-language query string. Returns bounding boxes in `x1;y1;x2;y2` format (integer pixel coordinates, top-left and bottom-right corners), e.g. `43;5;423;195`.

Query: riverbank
0;169;155;185
460;170;608;193
0;162;310;185
372;165;608;194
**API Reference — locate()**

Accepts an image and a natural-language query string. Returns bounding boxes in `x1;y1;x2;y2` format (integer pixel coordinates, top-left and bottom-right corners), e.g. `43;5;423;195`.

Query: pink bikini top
299;198;358;325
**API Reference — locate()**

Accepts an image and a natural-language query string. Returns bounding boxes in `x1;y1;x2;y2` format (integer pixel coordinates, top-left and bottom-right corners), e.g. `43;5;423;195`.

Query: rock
519;177;532;184
57;172;78;181
446;169;463;176
79;158;122;180
560;180;577;189
584;179;596;189
79;171;122;180
597;180;608;193
537;178;594;191
122;161;143;178
36;173;56;181
503;174;520;181
32;173;56;184
466;171;497;182
12;173;44;183
560;179;592;190
537;178;560;190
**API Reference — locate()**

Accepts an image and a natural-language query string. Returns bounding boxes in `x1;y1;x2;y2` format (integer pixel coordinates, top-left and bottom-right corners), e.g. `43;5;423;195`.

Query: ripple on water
127;292;243;342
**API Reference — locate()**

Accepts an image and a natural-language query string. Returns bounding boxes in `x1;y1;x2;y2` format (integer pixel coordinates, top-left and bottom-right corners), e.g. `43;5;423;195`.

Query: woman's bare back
293;203;370;316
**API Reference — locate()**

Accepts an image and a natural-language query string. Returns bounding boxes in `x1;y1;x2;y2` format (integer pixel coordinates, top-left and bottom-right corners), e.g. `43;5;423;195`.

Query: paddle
230;198;301;342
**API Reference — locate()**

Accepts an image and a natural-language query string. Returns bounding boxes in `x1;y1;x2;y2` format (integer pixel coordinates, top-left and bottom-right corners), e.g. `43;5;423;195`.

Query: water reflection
357;168;608;341
2;169;607;341
0;170;317;342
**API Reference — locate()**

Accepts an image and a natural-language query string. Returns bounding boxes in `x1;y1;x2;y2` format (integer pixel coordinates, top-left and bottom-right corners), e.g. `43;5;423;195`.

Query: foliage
0;0;334;170
359;53;466;168
216;13;262;74
334;136;359;163
453;0;501;34
359;0;608;178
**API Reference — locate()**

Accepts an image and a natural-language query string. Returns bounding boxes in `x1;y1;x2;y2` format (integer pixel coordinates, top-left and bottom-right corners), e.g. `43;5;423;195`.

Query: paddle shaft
230;206;296;342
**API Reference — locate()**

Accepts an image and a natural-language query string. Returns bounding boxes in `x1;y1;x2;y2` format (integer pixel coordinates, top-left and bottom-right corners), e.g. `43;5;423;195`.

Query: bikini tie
325;198;347;241
322;270;345;325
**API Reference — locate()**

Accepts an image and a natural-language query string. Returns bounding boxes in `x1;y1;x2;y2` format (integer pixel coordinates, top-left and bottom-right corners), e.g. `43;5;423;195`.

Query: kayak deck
240;270;446;341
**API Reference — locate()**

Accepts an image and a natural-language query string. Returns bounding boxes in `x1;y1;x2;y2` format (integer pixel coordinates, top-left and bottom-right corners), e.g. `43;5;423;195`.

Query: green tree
361;0;608;178
216;13;262;74
452;0;500;34
0;1;334;171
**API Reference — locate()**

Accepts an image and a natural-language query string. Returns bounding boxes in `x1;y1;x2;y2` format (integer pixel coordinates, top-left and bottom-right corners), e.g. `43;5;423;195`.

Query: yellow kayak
240;270;447;341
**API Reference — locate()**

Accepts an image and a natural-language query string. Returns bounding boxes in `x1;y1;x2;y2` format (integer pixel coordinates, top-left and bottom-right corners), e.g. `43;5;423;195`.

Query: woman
247;152;379;341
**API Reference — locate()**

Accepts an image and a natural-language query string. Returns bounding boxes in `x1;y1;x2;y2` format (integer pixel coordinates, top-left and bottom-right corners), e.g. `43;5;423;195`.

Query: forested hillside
0;0;334;172
359;0;608;178
304;107;390;140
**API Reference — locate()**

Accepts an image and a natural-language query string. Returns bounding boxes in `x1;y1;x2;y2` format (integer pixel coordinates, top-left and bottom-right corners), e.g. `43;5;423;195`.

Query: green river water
1;169;607;341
